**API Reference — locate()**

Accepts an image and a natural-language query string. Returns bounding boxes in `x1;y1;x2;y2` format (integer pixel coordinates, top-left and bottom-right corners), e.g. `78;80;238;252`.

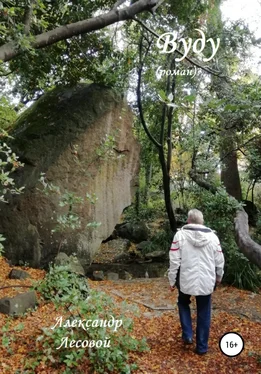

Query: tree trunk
135;187;140;218
159;148;176;232
234;210;261;268
143;163;152;205
220;129;242;201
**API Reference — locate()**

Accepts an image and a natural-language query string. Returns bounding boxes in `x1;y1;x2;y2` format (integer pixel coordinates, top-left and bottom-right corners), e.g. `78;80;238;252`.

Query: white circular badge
219;332;244;357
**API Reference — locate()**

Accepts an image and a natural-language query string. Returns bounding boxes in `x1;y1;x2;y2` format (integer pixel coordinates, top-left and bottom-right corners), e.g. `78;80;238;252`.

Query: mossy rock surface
0;84;140;269
10;84;122;187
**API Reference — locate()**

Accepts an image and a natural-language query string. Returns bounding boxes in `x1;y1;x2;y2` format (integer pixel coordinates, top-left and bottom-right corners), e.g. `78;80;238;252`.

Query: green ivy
31;263;148;373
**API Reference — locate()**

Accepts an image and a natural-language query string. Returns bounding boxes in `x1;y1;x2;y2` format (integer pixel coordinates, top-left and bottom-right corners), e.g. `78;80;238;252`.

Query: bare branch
217;135;261;168
0;69;14;76
166;56;176;174
137;38;161;148
0;0;160;62
0;285;32;290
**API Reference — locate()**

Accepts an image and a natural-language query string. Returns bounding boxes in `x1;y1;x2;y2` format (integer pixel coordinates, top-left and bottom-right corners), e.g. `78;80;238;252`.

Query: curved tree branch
189;169;218;194
0;69;14;76
0;285;32;290
0;0;160;62
189;168;261;269
137;36;161;148
234;210;261;268
216;135;261;169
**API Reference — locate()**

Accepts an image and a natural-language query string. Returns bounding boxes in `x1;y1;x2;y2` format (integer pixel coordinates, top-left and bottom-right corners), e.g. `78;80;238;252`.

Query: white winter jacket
168;224;225;296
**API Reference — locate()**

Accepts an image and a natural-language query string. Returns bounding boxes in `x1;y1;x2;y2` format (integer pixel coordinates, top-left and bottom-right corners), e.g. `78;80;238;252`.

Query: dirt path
94;278;261;374
0;254;260;374
96;277;261;322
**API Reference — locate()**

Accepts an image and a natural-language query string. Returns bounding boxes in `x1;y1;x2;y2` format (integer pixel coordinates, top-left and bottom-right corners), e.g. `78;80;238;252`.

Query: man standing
168;209;224;355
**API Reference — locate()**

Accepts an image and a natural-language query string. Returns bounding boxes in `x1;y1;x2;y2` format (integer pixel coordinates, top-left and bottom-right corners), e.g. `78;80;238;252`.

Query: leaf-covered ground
0;257;261;373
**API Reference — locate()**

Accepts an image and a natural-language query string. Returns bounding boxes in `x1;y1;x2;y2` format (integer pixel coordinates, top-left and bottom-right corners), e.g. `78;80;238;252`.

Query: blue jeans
178;290;212;353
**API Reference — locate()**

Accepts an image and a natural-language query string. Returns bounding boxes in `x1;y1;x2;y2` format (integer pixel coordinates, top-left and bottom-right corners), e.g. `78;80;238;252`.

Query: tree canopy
0;0;261;273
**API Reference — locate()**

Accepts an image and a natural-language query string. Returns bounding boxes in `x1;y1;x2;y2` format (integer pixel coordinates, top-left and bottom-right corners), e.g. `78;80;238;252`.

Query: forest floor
0;257;261;374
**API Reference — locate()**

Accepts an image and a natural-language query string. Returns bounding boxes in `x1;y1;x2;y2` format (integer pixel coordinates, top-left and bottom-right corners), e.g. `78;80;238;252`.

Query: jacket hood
181;224;212;247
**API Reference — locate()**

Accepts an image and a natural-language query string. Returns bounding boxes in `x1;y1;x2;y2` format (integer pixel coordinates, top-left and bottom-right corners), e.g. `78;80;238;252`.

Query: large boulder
106;272;119;281
0;291;37;315
8;269;31;280
0;84;140;269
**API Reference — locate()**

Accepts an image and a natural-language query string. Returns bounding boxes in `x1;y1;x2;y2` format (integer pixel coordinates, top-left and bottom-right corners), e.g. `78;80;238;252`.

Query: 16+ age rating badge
219;332;244;357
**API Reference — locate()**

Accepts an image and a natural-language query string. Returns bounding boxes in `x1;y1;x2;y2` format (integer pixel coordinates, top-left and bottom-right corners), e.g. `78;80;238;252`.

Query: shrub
29;263;148;373
36;261;89;303
191;187;261;291
0;130;24;256
124;198;167;222
150;226;173;252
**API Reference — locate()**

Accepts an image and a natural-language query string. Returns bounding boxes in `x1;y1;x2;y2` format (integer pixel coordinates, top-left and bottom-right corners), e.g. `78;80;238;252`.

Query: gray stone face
0;291;37;315
8;269;31;280
0;84;140;269
106;272;119;281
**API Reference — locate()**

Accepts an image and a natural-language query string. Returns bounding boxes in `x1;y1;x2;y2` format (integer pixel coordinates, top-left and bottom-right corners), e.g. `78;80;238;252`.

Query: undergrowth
25;263;148;373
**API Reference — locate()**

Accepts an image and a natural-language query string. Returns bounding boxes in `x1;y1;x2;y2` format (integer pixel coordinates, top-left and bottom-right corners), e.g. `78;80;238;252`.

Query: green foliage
36;261;89;303
124;197;167;222
96;131;121;160
0;97;17;129
0;0;133;101
0;129;24;255
0;138;24;203
191;187;261;291
150;226;173;252
38;173;101;246
32;263;148;373
246;139;261;183
138;226;173;256
2;319;24;356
